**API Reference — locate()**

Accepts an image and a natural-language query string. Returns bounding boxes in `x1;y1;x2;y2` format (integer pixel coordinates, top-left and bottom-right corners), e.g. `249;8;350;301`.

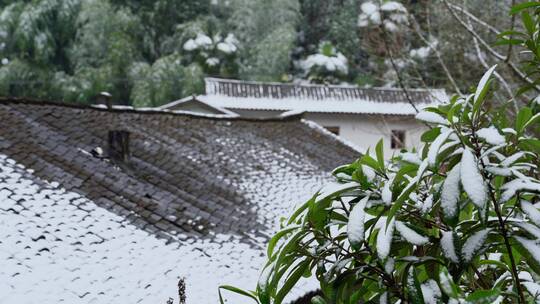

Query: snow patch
461;229;490;262
440;231;459;263
347;195;370;246
395;221;429;245
441;165;461;218
460;149;486;209
477;126;506;145
415;111;448;125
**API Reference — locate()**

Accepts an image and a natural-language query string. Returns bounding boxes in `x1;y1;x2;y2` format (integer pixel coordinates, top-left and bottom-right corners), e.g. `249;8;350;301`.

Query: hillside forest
0;0;525;108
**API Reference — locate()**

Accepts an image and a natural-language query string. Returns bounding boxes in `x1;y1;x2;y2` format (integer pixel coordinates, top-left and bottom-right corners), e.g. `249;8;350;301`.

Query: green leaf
311;295;327;304
513;236;540;275
360;153;381;172
375;139;385;171
477;260;509;271
421;127;441;143
439;267;459;298
406;267;425;304
516;107;533;133
465;289;500;303
218;285;260;304
521;11;535;35
274;260;310;304
494;38;524;46
511;1;540;14
387;175;418;226
519;138;540;154
287;196;312;225
523;112;540;130
267;226;301;258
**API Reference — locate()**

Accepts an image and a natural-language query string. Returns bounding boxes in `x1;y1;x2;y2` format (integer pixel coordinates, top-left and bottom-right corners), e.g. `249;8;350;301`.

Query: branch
409;13;463;95
506;0;517;62
445;2;501;35
380;26;420;113
443;0;540;92
469;18;518;112
469;129;526;304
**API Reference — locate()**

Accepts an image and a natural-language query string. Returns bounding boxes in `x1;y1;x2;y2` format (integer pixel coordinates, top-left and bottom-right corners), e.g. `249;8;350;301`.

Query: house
0;98;358;304
160;78;447;155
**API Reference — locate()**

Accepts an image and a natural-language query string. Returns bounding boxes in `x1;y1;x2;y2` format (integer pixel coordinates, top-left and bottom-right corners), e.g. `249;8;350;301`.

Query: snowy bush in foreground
220;66;540;303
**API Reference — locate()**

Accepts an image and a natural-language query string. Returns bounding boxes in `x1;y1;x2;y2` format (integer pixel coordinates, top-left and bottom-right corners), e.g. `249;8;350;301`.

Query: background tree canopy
0;0;521;107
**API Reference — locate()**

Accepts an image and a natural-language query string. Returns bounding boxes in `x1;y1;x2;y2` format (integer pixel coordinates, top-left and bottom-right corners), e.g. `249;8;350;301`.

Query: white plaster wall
305;113;427;157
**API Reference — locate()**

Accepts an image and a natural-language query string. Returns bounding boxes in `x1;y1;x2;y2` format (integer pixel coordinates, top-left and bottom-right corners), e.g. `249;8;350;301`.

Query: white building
161;78;447;155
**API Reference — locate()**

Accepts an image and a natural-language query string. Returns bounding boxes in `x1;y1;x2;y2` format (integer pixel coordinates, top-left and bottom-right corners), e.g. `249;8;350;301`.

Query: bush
220;64;540;303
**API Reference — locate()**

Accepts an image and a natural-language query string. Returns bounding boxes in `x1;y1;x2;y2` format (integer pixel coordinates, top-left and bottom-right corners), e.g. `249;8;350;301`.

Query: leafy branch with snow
299;41;348;84
183;32;239;76
220;65;540;303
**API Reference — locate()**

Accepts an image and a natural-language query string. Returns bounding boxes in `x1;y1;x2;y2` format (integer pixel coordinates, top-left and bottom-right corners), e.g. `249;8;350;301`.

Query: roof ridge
0;97;304;122
204;77;446;93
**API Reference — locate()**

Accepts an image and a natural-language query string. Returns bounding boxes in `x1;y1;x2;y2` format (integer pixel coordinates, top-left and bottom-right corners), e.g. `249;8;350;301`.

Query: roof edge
157;95;240;117
301;119;365;154
0;97;306;123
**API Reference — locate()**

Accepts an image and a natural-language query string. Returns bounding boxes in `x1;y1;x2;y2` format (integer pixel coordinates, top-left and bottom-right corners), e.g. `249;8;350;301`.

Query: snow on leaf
421;279;441;304
379;291;388;304
395;221;429;245
515;236;540;267
384;258;395;274
376;217;395;260
460;149;486;209
382;180;393;205
415;111;449;125
420;194;434;214
258;262;274;290
501;152;525;167
318;181;359;201
516;222;540;239
428;129;453;165
521;201;540;226
441;165;461;219
417;159;429;180
441;231;459;263
381;1;406;12
522;281;540;299
362;165;376;182
360;1;378;15
347;195;370;246
474;65;497;104
485;166;512;177
501;179;540;203
400;152;421;165
461;229;490;262
477;126;506;145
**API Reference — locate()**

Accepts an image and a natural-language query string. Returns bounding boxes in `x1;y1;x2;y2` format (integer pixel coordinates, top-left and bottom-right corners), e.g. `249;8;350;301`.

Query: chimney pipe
97;92;113;109
108;130;130;162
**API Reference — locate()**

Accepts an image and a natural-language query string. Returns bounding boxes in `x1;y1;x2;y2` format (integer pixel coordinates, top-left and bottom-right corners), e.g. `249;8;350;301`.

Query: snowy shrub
182;32;239;76
300;41;348;84
221;66;540;303
357;0;408;33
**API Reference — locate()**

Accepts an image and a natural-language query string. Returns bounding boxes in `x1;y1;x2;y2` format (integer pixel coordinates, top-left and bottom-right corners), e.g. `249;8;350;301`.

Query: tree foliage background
0;0;523;107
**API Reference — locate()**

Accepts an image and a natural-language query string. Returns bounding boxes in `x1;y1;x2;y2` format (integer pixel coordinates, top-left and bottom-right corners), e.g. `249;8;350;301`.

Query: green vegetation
0;0;522;107
219;2;540;303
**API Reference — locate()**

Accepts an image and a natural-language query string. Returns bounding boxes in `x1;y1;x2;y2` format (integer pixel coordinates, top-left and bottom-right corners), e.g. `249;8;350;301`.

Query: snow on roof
189;78;447;116
0;99;358;303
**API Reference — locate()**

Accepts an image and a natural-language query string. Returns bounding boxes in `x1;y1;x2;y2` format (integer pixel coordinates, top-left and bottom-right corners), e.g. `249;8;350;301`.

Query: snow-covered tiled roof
179;78;447;115
0;98;357;303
